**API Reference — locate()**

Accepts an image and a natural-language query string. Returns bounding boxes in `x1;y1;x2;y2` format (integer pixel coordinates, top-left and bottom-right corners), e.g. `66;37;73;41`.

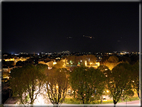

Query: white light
48;67;52;70
53;62;57;65
14;54;19;55
34;84;50;104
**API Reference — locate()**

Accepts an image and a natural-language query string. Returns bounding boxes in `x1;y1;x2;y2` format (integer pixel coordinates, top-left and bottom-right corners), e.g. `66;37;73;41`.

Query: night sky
2;2;139;54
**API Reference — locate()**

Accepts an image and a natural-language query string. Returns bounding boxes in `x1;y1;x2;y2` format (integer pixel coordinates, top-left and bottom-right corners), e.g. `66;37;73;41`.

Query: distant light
95;62;100;66
70;60;73;64
14;54;19;56
53;61;57;65
56;57;60;59
85;61;87;66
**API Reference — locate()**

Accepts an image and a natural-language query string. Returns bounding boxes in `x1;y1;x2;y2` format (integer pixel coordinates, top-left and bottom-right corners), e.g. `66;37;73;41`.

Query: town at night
1;1;141;107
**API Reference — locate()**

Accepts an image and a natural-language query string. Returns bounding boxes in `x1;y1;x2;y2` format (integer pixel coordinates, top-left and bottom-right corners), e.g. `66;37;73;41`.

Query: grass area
118;96;139;102
63;98;80;104
101;100;113;104
63;97;139;104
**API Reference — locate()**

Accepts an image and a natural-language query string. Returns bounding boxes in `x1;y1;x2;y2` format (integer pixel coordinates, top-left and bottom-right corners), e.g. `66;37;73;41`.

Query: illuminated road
4;100;140;106
59;100;140;107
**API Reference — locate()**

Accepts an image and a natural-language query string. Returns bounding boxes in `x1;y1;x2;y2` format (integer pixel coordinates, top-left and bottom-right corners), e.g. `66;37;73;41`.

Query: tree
107;56;119;63
118;55;131;64
69;66;105;104
2;60;6;66
16;61;25;66
131;61;139;98
121;89;134;102
87;67;105;103
97;65;110;73
101;56;109;64
45;67;68;107
10;64;48;106
103;56;120;70
130;54;139;65
97;65;111;103
106;63;133;107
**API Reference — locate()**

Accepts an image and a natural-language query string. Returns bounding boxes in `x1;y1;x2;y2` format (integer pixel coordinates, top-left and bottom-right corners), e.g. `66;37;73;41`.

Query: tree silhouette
69;66;105;104
131;61;139;98
45;67;68;107
103;56;120;70
10;64;48;106
106;63;133;107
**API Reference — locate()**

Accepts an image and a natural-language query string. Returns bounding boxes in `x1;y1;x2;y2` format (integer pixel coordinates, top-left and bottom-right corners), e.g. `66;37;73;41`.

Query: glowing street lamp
85;61;87;66
106;90;109;93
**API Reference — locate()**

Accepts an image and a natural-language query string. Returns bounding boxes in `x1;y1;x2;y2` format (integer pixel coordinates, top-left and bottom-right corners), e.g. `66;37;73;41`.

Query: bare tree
45;67;68;107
